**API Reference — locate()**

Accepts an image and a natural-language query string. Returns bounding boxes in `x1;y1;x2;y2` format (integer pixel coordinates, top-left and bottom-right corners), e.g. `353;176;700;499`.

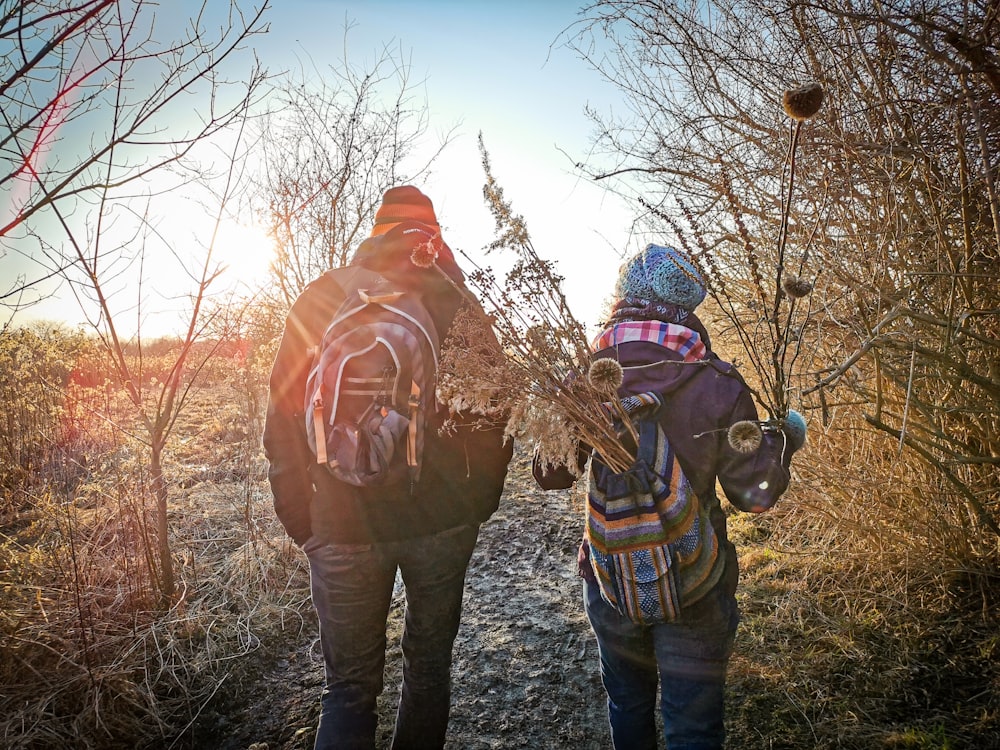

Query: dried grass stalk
437;137;636;474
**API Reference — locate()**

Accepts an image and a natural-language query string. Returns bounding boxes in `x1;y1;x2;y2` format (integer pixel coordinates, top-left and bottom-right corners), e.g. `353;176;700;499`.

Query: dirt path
438;455;609;750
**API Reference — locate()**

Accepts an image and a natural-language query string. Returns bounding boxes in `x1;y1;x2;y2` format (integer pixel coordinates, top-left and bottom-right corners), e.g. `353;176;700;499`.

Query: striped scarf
585;319;721;623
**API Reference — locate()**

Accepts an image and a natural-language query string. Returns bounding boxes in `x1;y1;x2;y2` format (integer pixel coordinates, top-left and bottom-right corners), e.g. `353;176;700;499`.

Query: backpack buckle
359;288;404;305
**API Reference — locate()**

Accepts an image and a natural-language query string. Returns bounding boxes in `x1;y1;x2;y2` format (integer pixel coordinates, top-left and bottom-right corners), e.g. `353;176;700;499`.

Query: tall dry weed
0;324;307;748
440;93;826;476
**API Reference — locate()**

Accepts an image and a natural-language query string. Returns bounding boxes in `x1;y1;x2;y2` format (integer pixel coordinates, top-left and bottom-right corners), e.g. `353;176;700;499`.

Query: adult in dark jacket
534;244;806;750
264;186;513;750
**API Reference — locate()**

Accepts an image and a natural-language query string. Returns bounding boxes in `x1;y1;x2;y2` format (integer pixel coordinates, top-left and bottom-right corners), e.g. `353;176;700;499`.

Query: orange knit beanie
370;186;440;237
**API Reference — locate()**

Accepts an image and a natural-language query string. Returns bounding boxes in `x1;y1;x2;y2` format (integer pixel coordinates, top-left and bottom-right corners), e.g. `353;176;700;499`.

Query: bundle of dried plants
440;90;824;471
435;137;635;474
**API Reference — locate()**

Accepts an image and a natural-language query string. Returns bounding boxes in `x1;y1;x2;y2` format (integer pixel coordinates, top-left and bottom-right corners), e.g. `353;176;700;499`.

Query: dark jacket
534;312;794;584
264;225;513;546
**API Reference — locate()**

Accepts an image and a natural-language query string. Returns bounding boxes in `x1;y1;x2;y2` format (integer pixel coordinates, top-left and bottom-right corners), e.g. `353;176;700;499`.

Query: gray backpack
305;273;439;488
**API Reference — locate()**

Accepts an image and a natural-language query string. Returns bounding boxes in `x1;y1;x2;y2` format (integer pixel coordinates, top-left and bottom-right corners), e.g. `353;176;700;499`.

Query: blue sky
12;0;637;334
264;0;634;326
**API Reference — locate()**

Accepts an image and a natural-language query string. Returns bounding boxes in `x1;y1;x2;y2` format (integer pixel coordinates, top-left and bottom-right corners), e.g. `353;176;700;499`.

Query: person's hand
782;410;808;452
577;540;590;578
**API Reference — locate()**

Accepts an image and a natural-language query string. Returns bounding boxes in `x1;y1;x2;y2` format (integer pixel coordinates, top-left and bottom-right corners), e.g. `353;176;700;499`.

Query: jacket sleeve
716;387;793;514
263;276;346;546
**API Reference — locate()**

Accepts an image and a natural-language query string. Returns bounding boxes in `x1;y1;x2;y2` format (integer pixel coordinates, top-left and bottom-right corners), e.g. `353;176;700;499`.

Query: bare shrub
0;326;119;507
0;365;306;749
569;0;999;576
247;28;451;309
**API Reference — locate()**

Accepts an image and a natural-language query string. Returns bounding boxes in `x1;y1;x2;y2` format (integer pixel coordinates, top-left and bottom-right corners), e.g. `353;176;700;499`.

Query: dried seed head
782;276;814;298
782;83;824;121
410;237;439;268
588;358;624;393
728;420;763;454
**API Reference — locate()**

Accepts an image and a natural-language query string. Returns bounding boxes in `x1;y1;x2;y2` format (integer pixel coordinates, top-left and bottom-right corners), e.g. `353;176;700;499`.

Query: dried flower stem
437;136;637;474
768;119;805;417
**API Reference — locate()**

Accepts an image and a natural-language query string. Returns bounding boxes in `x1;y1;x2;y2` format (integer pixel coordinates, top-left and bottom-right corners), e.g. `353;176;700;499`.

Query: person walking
534;243;807;750
264;186;513;750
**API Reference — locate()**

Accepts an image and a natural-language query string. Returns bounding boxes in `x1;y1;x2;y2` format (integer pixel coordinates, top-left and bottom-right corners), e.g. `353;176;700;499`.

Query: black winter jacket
264;228;513;546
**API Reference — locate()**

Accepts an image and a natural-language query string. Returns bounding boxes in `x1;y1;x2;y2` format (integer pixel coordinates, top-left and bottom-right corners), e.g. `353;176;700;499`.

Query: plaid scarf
594;297;707;362
591;319;707;362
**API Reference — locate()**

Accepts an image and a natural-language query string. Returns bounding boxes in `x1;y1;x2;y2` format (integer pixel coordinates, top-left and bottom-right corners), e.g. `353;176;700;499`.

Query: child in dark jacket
534;243;806;750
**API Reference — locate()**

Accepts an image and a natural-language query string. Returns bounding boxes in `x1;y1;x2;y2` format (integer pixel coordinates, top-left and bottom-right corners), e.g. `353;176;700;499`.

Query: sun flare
212;219;275;289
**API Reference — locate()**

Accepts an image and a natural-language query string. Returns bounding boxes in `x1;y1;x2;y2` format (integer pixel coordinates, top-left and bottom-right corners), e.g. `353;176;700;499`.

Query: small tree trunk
150;442;175;605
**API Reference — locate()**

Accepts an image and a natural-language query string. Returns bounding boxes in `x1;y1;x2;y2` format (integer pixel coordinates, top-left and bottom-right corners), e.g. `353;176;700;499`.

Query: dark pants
584;571;740;750
304;524;479;750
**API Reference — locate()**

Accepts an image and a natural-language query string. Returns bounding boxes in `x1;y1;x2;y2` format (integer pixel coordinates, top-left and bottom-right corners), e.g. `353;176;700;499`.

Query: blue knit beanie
614;244;706;311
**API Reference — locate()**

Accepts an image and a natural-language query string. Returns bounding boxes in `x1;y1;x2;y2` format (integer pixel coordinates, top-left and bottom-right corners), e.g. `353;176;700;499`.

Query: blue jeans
304;524;479;750
584;571;739;750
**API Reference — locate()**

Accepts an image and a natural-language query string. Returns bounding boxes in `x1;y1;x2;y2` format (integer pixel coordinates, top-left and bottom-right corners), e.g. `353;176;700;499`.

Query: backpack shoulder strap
324;265;382;305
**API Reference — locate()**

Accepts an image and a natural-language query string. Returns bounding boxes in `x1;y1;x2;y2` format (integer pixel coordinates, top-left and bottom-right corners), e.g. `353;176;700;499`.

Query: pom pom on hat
615;244;706;311
782;409;808;452
353;221;464;282
371;186;440;237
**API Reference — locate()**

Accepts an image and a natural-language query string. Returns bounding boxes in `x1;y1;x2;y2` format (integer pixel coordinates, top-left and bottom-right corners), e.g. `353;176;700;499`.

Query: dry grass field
1;329;998;749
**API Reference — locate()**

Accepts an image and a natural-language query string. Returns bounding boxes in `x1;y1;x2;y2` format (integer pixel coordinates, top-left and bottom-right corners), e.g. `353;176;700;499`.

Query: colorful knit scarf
585;306;721;624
